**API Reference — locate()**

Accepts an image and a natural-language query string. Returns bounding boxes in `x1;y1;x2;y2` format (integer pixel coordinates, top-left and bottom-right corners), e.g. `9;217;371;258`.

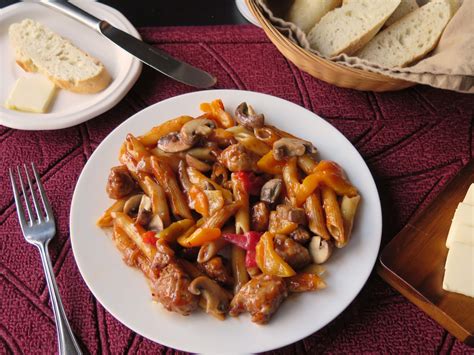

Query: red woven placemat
1;25;473;354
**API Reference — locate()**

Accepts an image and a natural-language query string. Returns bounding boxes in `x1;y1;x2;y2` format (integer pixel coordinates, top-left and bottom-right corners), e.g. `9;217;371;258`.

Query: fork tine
9;168;28;229
24;164;44;223
31;163;54;222
16;166;34;225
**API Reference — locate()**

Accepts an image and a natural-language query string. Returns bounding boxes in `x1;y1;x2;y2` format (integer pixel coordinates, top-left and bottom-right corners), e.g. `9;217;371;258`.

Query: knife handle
39;0;103;32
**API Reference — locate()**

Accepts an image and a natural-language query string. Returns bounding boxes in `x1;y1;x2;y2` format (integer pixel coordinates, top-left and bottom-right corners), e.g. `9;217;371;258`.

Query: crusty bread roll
287;0;342;34
357;0;452;68
9;19;111;94
307;0;401;57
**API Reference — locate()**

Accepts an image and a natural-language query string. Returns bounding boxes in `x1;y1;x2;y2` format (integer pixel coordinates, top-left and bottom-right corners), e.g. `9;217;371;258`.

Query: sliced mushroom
260;178;282;204
188;276;232;320
136;195;153;226
187;147;218;162
276;204;307;225
157;132;192;153
185;154;211;172
235;102;264;129
123;194;144;217
273;138;317;161
148;215;164;233
180;118;216;146
309;236;333;264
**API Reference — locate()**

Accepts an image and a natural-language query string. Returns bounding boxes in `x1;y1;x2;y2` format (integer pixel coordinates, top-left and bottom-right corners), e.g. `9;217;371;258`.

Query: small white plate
0;1;142;130
235;0;261;27
70;90;382;354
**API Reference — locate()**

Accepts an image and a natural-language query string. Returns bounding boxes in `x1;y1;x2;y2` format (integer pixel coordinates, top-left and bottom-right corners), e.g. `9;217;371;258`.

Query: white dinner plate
70;90;382;354
0;1;142;130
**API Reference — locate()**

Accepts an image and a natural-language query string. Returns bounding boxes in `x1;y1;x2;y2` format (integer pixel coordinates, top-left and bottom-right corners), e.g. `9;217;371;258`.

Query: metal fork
9;163;82;355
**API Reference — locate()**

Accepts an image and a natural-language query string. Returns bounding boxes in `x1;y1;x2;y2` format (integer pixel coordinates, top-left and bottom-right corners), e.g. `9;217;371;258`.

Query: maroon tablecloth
1;25;473;354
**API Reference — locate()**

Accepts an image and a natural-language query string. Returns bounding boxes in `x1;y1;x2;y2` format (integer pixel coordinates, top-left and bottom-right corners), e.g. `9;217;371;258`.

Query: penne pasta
97;199;126;227
304;192;331;240
321;186;345;245
339;194;361;248
197;238;229;263
297;155;318;175
112;212;157;261
126;133;150;162
232;173;250;234
203;202;241;229
282;157;300;207
138;115;193;146
150;156;193;220
231;244;249;293
113;224;158;281
187;166;233;203
237;136;271;156
149;147;184;172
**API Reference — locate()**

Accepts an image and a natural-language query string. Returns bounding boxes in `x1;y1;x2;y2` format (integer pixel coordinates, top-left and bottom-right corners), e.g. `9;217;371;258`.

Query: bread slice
307;0;401;57
384;0;419;27
357;0;452;68
287;0;342;34
9;19;111;94
342;0;419;27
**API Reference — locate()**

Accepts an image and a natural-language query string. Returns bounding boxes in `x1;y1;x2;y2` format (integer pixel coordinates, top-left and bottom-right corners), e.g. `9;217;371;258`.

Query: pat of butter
445;224;474;249
464;183;474;206
446;203;474;248
442;241;474;298
5;75;56;113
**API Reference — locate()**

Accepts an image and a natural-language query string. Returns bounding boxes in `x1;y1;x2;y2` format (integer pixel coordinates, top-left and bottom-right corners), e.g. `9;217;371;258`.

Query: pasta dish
97;99;360;324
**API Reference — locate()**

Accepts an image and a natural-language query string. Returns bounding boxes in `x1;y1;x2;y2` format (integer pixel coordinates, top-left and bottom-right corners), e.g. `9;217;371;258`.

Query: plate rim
70;89;382;353
0;1;142;131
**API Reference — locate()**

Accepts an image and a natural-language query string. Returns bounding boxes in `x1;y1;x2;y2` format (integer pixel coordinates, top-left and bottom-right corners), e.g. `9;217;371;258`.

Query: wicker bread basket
245;0;416;92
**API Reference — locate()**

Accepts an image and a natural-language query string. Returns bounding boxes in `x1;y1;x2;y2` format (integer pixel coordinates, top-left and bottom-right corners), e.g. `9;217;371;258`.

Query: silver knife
38;0;217;89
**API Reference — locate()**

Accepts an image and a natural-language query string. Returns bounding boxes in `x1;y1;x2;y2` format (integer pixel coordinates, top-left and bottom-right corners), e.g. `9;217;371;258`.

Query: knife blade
39;0;217;89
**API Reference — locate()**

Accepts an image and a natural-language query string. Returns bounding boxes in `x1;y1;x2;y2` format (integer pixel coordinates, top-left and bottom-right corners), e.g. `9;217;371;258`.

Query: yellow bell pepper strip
178;227;222;247
268;211;298;235
189;185;209;217
156;219;195;243
296;160;358;206
255;232;296;277
200;99;235;128
257;151;287;175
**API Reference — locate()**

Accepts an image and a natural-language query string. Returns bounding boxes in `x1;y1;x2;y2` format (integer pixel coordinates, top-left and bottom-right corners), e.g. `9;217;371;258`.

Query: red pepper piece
142;231;157;245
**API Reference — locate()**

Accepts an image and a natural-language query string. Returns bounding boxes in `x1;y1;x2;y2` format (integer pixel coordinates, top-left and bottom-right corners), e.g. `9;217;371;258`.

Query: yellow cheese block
464;183;474;206
442;241;474;298
5;75;57;113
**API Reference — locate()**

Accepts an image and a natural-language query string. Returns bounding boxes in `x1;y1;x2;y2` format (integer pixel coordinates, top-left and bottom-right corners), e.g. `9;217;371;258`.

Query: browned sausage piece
289;226;311;244
197;256;234;286
229;274;288;324
106;165;135;199
251;202;270;232
274;234;311;270
218;143;259;172
151;263;199;316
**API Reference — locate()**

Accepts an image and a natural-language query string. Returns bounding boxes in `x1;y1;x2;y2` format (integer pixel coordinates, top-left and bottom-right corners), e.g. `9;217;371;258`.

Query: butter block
446;224;474;249
443;241;474;298
446;202;474;248
5;75;56;113
464;183;474;206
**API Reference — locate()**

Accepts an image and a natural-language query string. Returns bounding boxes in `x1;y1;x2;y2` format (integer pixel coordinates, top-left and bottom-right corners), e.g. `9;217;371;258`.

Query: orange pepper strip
296;161;358;206
200;99;235;128
177;227;222;247
255;232;296;277
257;151;286;175
189;185;210;217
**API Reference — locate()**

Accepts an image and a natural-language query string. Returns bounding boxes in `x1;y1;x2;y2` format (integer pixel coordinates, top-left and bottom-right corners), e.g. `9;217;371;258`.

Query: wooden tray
378;160;474;346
